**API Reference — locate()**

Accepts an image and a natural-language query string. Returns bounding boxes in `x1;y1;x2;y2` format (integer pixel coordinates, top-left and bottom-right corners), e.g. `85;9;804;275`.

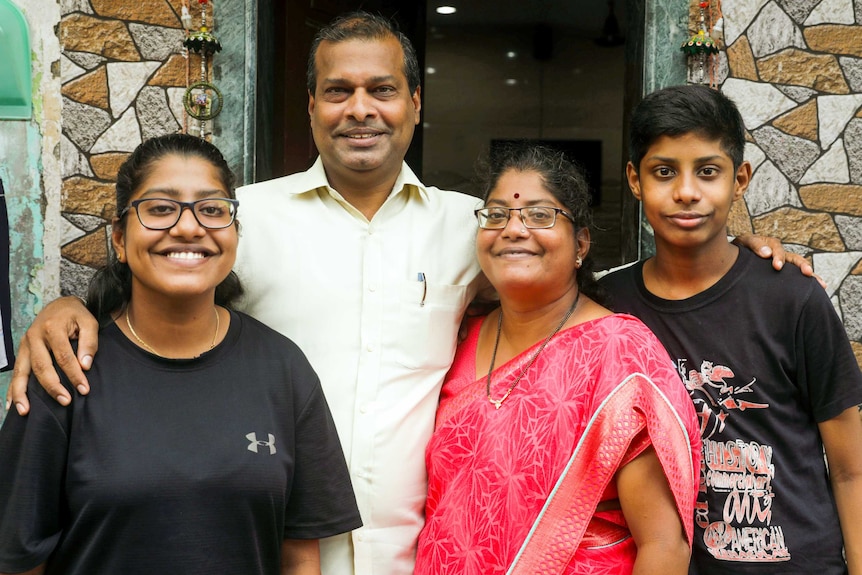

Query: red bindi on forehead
514;193;520;199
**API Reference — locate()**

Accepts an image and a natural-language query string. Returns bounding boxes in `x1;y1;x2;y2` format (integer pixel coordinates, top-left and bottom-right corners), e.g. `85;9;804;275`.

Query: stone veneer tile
775;0;821;23
166;87;186;126
745;142;767;170
751;126;821;181
90;153;129;180
60;216;87;246
62;96;112;152
148;54;189;87
805;25;862;57
138;87;180;140
61;14;140;61
835;215;862;249
60;259;98;298
805;0;856;24
819;94;862;148
851;342;862;370
107;61;162;118
772;99;818;141
846;118;862;183
66;51;105;71
753;207;845;251
61;55;86;84
61;134;93;179
814;252;862;297
722;0;770;46
800;138;850;184
758;49;849;93
61;229;109;268
727;36;758;81
854;261;862;275
775;85;818;102
62;66;108;110
799;183;862;214
90;108;142;154
62;177;115;218
61;0;93;17
748;2;806;58
64;213;106;233
857;0;862;24
723;78;797;128
129;23;185;61
90;0;180;28
728;197;754;236
837;274;862;339
841;57;862;92
745;160;801;216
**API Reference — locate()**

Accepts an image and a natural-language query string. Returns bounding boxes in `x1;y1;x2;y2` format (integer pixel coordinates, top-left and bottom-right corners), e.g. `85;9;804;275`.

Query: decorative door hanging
181;0;223;138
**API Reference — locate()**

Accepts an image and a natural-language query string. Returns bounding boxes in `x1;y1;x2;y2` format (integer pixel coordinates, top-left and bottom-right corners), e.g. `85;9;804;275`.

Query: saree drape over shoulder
415;314;701;575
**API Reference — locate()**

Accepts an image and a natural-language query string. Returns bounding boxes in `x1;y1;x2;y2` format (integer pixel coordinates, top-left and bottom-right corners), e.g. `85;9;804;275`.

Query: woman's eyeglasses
475;206;575;230
120;198;239;230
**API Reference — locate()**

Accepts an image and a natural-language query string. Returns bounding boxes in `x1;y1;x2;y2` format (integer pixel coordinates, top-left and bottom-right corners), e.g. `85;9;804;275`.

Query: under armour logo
246;432;276;455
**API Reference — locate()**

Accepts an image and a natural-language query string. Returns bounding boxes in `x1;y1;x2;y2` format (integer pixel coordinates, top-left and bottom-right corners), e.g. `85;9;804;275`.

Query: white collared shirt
235;158;484;575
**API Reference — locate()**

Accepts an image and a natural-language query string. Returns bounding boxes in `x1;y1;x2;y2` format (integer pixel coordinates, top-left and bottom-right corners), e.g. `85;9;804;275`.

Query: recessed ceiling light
506;51;517;59
505;78;517;86
436;6;456;15
426;67;437;74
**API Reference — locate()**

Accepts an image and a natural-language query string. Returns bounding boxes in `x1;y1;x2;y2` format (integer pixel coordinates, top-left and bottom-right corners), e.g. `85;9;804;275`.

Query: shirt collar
288;157;429;202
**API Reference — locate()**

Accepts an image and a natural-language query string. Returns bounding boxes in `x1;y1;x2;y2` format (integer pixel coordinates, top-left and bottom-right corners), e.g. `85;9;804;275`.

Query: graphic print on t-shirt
678;358;790;563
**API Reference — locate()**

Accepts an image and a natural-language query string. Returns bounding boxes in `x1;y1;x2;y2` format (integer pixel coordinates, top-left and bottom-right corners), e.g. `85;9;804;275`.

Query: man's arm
733;234;825;287
820;407;862;575
5;296;100;416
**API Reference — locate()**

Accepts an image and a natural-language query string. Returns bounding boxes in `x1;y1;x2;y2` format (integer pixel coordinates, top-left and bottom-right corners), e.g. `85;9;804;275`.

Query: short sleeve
0;380;70;572
282;355;362;539
797;285;862;422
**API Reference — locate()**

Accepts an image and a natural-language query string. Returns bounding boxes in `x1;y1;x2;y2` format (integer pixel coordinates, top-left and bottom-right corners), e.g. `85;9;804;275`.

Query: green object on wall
0;0;31;120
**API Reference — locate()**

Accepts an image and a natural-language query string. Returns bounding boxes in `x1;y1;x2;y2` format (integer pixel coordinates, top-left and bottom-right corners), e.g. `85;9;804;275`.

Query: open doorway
256;0;640;267
422;1;631;269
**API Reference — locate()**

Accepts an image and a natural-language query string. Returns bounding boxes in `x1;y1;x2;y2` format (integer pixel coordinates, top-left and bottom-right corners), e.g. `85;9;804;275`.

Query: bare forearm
633;540;690;575
281;538;320;575
832;475;862;575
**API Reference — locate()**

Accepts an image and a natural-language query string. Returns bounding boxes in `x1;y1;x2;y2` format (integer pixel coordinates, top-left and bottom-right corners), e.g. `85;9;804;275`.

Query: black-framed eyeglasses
475;206;575;230
119;198;239;230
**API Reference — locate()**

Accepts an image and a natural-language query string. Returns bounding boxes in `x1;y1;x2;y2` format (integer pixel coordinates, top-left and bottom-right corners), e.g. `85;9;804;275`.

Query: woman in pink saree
414;145;701;575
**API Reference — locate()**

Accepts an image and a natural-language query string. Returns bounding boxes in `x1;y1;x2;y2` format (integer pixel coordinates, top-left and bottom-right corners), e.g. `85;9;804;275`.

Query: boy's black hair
629;84;746;171
306;11;421;95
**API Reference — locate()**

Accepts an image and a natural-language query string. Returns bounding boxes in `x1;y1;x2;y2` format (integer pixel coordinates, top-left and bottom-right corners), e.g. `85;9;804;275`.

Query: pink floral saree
415;314;700;575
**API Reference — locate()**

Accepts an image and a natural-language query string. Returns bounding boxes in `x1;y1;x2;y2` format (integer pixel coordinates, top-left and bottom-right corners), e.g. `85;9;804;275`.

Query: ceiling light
426;67;437;74
505;78;517;86
506;51;517;59
436;6;456;15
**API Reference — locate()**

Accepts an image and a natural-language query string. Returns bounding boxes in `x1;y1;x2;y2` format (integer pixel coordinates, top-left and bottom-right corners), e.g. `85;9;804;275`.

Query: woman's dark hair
86;133;244;322
477;143;607;305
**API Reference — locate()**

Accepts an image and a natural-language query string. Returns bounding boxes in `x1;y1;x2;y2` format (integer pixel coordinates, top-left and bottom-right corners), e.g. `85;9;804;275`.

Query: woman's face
477;169;583;300
112;154;238;305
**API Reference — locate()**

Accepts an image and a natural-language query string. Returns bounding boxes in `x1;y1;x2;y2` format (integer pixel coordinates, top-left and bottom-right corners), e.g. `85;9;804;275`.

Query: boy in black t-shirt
600;84;862;574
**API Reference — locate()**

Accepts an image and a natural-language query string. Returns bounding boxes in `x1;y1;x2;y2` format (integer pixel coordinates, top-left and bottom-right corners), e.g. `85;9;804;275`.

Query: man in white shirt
8;12;483;575
5;10;813;575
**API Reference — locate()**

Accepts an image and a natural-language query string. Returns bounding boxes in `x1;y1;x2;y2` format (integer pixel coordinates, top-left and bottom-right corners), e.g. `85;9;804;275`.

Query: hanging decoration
680;0;722;87
181;0;223;138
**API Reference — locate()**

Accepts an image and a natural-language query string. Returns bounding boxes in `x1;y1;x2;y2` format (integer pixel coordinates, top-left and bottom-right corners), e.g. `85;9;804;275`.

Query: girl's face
477;169;584;299
112;154;238;305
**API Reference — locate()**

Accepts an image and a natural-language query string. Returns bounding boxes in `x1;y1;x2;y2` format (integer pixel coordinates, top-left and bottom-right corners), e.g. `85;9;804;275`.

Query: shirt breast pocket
389;280;467;370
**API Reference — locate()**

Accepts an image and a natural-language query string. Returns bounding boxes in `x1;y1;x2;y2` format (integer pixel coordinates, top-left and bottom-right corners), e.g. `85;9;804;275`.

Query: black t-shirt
600;248;862;574
0;310;362;575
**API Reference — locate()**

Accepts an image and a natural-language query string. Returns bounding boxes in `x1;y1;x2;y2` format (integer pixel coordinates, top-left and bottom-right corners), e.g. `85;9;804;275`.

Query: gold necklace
125;306;220;357
486;291;580;410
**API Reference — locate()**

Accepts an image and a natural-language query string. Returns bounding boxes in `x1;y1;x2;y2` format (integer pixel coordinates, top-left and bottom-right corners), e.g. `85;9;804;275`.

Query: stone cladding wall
711;0;862;367
58;0;204;296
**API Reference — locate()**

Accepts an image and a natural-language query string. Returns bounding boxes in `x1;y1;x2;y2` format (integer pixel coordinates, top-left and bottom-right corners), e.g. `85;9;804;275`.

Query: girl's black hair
477;142;607;306
86;133;243;322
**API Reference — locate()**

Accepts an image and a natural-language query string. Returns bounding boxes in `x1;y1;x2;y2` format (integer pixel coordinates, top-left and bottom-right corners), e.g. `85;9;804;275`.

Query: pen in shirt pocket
418;272;427;307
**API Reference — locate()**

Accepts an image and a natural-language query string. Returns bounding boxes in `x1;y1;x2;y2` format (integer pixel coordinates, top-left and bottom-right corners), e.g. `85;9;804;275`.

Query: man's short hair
306;11;421;95
629;85;746;171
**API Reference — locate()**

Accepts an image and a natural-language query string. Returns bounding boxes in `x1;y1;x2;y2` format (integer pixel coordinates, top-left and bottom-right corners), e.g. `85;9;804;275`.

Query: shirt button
369;285;376;292
367;344;374;352
360;404;368;414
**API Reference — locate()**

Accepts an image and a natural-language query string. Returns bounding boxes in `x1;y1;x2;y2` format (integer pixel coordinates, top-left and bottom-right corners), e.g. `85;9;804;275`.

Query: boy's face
626;132;751;252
